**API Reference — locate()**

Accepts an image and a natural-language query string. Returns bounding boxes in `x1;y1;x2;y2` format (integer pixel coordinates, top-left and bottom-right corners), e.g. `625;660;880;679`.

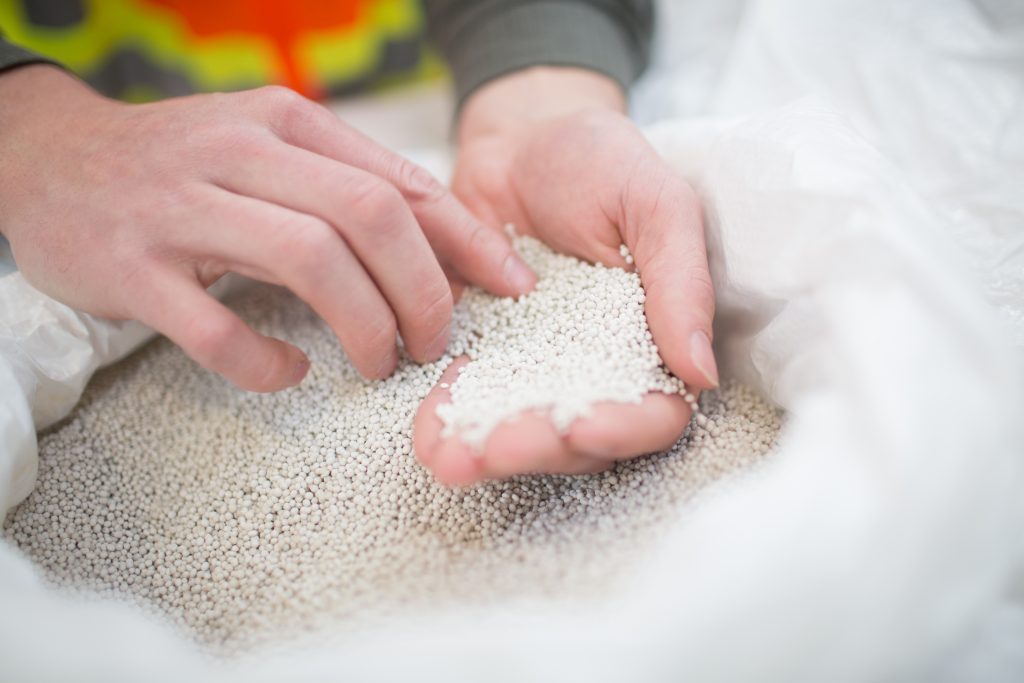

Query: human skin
0;65;536;391
413;67;718;485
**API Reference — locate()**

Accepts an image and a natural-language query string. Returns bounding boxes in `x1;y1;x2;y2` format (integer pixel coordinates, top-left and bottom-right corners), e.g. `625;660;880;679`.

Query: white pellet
438;235;688;448
3;236;782;655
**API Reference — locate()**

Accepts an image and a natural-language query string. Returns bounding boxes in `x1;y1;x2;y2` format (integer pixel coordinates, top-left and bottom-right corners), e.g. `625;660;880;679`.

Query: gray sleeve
0;32;59;75
424;0;654;107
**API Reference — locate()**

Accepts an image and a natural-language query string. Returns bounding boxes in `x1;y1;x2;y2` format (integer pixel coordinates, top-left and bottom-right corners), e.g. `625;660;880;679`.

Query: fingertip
643;287;717;391
413;399;444;470
239;338;310;393
143;274;311;394
354;345;398;381
400;281;455;364
502;253;537;296
432;437;483;487
444;218;536;299
689;329;719;389
284;347;310;388
412;413;439;469
413;356;470;468
657;326;717;391
423;322;452;364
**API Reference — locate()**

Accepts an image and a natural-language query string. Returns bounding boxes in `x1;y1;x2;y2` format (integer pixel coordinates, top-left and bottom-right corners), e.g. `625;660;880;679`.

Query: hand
0;65;536;391
414;68;717;485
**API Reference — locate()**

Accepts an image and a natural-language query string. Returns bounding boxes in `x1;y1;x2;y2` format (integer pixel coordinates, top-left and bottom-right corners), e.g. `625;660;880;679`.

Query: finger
479;412;570;480
444;266;468;304
213;140;452;364
545;455;613;476
565;393;691;460
413;356;469;468
428;438;483;485
416;190;538;300
449;179;507;233
621;164;718;389
576;458;614;475
414;357;572;484
431;437;486;487
447;414;620;480
414;356;685;483
132;269;309;392
248;86;537;298
185;189;400;379
516;433;611;476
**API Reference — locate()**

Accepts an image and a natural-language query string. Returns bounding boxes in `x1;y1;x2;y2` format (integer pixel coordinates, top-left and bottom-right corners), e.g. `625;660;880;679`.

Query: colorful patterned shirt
0;0;653;104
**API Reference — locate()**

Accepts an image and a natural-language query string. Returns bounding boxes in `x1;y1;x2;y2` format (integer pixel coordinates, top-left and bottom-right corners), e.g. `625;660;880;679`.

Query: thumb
623;170;718;391
135;271;309;392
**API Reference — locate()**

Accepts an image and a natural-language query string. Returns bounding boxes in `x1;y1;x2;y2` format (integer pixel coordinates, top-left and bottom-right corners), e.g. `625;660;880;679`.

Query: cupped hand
0;65;536;391
413;68;717;485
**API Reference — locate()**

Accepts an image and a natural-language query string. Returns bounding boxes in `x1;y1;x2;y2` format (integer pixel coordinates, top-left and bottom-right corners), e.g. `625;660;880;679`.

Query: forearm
0;64;104;241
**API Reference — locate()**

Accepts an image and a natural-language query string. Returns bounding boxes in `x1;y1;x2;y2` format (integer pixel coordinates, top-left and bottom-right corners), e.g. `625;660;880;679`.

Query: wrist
0;62;97;106
0;64;112;142
0;65;110;240
457;67;626;146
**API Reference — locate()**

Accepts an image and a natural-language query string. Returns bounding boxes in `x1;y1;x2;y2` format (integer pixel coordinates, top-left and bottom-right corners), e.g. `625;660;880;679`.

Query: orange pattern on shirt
145;0;368;98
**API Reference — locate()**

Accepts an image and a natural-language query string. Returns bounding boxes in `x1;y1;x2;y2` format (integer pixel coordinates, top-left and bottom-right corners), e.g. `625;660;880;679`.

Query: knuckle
392;158;446;204
673;175;700;206
211;125;266;156
258;84;302;108
457;221;518;284
256;85;313;126
408;283;453;335
627;165;695;217
185;314;242;368
354;315;398;362
278;219;337;275
181;118;266;160
686;265;716;306
346;174;404;218
664;176;703;226
463;220;497;260
663;174;701;218
649;260;714;326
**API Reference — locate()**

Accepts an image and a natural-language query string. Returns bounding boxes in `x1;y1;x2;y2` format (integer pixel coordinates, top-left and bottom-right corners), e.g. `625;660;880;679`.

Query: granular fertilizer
4;237;782;654
438;237;690;448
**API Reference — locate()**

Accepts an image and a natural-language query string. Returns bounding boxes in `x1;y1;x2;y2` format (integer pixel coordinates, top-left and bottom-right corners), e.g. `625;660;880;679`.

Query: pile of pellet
438;236;691;447
3;238;782;655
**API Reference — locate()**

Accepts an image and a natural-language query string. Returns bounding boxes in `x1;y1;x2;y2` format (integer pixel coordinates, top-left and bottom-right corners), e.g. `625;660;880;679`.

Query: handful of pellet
437;233;691;448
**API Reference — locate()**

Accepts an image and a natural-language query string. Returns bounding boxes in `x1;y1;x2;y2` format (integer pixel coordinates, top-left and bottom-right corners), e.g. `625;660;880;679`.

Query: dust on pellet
4;287;781;656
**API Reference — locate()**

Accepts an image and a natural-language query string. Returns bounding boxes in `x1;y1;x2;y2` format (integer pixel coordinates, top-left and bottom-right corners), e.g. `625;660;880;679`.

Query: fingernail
425;323;451;360
289;358;310;387
375;347;398;379
690;330;719;388
503;254;536;295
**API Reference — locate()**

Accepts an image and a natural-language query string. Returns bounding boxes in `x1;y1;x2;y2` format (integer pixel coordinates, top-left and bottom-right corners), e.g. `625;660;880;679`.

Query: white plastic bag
2;0;1022;680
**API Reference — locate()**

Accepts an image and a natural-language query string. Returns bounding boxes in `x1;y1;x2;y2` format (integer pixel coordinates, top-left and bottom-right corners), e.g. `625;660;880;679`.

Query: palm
413;110;715;486
451;111;641;270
